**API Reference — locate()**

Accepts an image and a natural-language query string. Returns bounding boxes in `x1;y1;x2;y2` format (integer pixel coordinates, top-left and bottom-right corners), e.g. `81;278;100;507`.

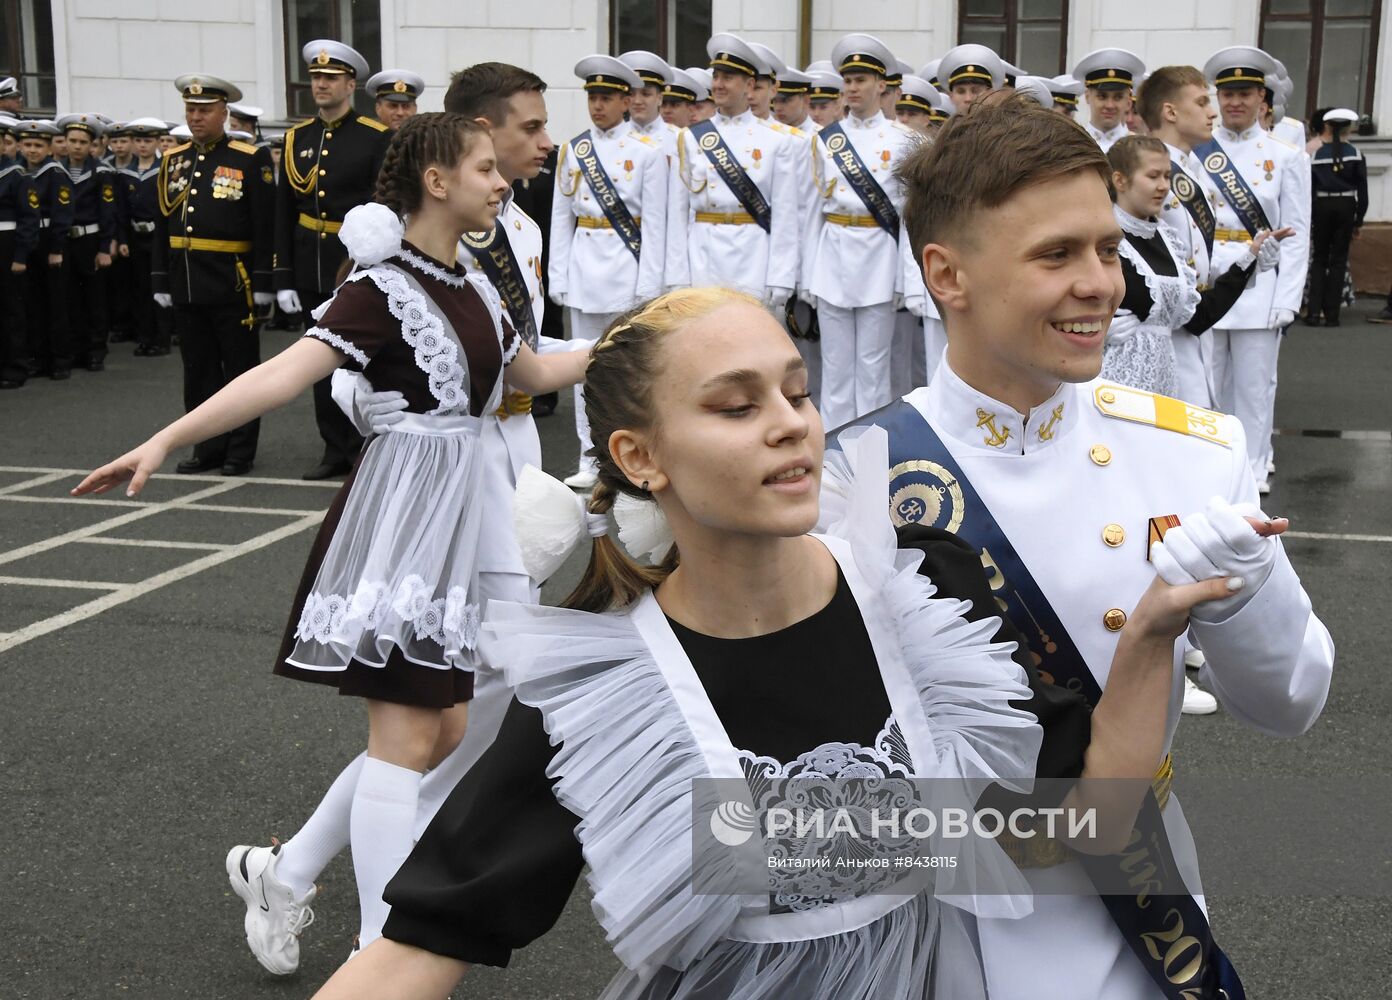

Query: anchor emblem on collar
1037;403;1064;442
976;408;1012;448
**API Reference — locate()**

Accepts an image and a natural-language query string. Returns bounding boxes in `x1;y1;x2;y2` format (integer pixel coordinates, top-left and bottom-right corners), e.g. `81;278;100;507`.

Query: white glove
1268;308;1295;329
1148;496;1278;620
360;387;409;433
1254;235;1282;272
797;288;817;308
253;291;274;307
764;287;791;312
277;289;303;313
550;290;567;308
904;294;926;318
152;292;172;309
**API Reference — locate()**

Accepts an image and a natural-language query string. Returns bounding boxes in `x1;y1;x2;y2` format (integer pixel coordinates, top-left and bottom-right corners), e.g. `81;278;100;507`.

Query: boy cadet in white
938;43;1007;113
1202;46;1310;493
660;67;705;129
893;74;942;134
805;33;922;428
685;67;716;123
551;55;668;490
806;70;844;128
917;59;942;92
1048;74;1084;116
771;68;817;133
666;33;798;307
617;50;679;159
1073;47;1147;151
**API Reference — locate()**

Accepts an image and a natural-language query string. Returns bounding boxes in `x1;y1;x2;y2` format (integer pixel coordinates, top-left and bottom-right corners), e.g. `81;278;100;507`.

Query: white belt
37;219;50;228
132;220;156;233
69;223;100;237
1315;190;1357;198
386;411;484;438
0;221;15;232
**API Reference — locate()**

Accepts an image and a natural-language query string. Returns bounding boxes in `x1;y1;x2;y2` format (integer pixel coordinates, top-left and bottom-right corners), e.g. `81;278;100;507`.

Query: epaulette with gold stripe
1093;383;1231;447
165;142;191;156
357;115;388;132
228;139;260;155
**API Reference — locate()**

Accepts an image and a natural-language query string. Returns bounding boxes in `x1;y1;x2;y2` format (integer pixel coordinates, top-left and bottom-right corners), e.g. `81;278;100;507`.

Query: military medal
1263;158;1274;181
1147;515;1181;562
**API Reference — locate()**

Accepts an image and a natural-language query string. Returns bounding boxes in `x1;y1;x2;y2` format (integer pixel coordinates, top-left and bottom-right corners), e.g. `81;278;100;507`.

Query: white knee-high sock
350;756;423;948
275;752;365;897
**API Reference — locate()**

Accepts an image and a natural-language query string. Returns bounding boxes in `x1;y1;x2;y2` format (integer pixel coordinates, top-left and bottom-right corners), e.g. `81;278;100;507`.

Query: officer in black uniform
55;113;117;371
17;120;74;380
0;114;40;388
153;74;275;476
119;117;171;355
1306;107;1368;328
274;39;390;479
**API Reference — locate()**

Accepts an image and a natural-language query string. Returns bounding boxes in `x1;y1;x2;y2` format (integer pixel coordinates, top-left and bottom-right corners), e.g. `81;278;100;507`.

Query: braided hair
373;112;487;216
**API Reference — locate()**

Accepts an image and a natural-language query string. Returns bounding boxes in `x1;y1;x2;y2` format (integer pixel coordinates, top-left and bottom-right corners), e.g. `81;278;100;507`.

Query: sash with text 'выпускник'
833;400;1248;1000
817;121;900;239
569;131;642;262
461;221;538;350
688;119;771;233
1193;138;1272;238
1169;160;1217;257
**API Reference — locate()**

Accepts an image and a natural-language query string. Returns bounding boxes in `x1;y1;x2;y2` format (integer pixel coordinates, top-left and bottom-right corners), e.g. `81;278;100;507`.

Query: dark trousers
302;287;363;467
128;233;170;350
175;302;261;465
0;234;28;382
1308;197;1358;322
65;232;108;364
108;244;132;337
25;246;70;374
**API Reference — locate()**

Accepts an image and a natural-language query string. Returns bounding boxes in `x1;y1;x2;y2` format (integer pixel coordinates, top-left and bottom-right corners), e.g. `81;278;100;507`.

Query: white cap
747;42;786;80
805;60;835;75
918;59;942;90
124;117;171;136
685;67;714;95
170;123;192;139
808;71;843;99
664;67;708;102
706;33;763;78
1073;47;1146;90
939;44;1006;90
574;55;643;93
301;39;369;78
896;75;943;116
1048;74;1084;107
774;68;813;97
0;76;18;98
618;50;673;88
365;71;424;102
1012;76;1056;111
1324;107;1359;124
830;33;897;78
1203;46;1279;89
55;112;105;137
173;74;243;104
227;103;264;120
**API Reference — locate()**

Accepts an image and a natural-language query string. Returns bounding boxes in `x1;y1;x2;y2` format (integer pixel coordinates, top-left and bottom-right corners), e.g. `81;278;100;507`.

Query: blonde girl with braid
74;113;590;970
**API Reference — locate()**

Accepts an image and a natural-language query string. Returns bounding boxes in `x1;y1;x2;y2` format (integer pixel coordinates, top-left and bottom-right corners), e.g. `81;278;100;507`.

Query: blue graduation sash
1170;161;1216;257
568;131;642;262
834;399;1247;1000
688;119;772;233
817;121;900;239
461;219;539;350
1193;138;1272;238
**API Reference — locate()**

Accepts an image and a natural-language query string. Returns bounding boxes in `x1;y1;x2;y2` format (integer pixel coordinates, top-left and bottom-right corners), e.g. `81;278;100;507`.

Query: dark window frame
282;0;381;121
1259;0;1382;122
957;0;1071;75
0;0;56;113
608;0;712;68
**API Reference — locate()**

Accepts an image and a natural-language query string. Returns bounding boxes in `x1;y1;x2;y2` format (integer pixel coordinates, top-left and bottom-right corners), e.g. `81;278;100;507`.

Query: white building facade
4;0;1389;218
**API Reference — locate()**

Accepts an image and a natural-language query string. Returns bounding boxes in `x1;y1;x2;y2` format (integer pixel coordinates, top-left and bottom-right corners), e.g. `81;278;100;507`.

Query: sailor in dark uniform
119;117;171;355
0;114;40;388
152;74;275;476
17;120;74;380
55;112;117;371
1305;108;1367;327
274;39;390;480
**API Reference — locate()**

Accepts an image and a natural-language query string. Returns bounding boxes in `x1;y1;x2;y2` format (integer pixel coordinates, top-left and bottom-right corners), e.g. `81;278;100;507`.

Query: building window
283;0;382;119
0;0;56;112
610;0;712;70
958;0;1070;75
1261;0;1381;124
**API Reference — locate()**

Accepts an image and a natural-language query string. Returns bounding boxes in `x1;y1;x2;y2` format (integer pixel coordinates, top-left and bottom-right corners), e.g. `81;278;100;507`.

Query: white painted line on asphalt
189;503;325;517
0;465;342;488
1;495;146;509
0;480;243;567
1284;530;1392;543
76;537;231;551
0;511;324;655
0;472;71;496
0;576;124;590
0;495;324;516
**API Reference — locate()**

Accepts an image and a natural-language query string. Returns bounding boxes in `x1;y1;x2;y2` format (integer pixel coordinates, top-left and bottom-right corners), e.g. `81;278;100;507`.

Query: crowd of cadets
0;34;1366;491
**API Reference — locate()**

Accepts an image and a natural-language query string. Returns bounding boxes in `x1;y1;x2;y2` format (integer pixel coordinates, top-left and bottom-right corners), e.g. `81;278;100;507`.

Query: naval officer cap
808;71;843;100
830;33;896;78
1003;60;1027;87
174;73;242;104
1012;76;1056;110
228;102;264;121
365;70;424;102
685;67;714;95
0;76;18;99
574;55;642;94
895;75;939;114
707;33;762;77
56;112;105;137
302;39;369;78
664;67;708;102
619;50;673;88
124;116;171;136
1203;46;1279;90
16;119;60;139
775;67;812;96
747;42;786;80
1324;107;1359;124
804;60;835;75
939;44;1006;90
886;58;913;88
917;59;942;91
1048;74;1084;107
1073;48;1145;90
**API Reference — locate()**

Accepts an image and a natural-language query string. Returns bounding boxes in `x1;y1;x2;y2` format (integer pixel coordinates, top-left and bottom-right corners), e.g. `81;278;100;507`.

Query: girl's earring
641;481;650;492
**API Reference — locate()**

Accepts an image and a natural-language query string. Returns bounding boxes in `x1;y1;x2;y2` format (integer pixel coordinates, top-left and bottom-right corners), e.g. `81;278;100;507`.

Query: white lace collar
397;243;468;288
1115;206;1159;240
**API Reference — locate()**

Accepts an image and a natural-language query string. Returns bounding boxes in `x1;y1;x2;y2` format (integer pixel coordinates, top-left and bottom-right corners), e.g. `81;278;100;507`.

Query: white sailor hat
746;42;786;80
0;115;19;133
685;67;714;95
1264;72;1288;113
1324;107;1359;124
1072;48;1145;90
1202;46;1278;90
706;33;762;77
774;68;812;97
56;112;105;137
917;59;942;91
0;76;18;98
932;88;956;119
830;33;896;78
618;50;673;88
1048;74;1085;107
804;60;835;75
174;74;242;104
1012;76;1056;111
895;75;939;115
227;129;254;142
574;55;642;94
105;121;133;137
16;119;60;139
302;39;369;78
886;58;913;87
1003;61;1026;86
365;70;424;102
808;71;843;100
170;123;192;139
664;67;708;102
938;44;1006;90
227;102;264;121
124;116;171;136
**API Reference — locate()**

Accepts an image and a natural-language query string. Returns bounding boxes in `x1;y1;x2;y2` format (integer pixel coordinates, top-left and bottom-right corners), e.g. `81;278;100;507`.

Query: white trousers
818;300;896;429
1210;327;1280;484
1170;329;1214;408
890;309;926;398
568;309;621;472
922;316;948;388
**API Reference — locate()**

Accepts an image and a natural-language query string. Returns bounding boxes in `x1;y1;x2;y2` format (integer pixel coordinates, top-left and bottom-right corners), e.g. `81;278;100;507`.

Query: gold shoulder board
1093;383;1231;447
228;139;259;154
359;116;389;132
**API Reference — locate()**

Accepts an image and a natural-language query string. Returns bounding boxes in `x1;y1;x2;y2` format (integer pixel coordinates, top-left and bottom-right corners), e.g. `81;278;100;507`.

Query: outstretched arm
72;338;343;497
502;341;589;396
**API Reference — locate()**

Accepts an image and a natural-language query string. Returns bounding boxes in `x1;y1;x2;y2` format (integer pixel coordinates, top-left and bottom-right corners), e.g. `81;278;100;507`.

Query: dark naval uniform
0;154;40;386
153;132;275;469
274;109;389;469
62;154;117;368
118;155;169;353
24;154;74;378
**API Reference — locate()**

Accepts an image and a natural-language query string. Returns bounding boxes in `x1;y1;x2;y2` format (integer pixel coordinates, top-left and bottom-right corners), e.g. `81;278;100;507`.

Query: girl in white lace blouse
1102;135;1290;397
72;114;590;961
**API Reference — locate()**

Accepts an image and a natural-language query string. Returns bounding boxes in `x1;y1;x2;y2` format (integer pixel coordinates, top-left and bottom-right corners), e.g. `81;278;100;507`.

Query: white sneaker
226;844;317;975
1183;648;1206;670
1182;676;1218;715
563;468;598;491
1257;478;1272;495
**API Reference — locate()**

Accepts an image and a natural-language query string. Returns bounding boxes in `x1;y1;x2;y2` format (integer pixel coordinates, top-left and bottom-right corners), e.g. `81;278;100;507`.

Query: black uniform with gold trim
24;154;75;378
153;132;275;470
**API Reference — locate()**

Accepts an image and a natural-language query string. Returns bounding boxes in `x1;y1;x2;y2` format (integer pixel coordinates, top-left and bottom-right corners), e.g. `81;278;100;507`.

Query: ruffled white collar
1114;206;1159;239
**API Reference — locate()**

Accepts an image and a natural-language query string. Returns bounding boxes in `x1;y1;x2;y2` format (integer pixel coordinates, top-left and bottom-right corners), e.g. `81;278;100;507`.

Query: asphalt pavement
1;305;1388;999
